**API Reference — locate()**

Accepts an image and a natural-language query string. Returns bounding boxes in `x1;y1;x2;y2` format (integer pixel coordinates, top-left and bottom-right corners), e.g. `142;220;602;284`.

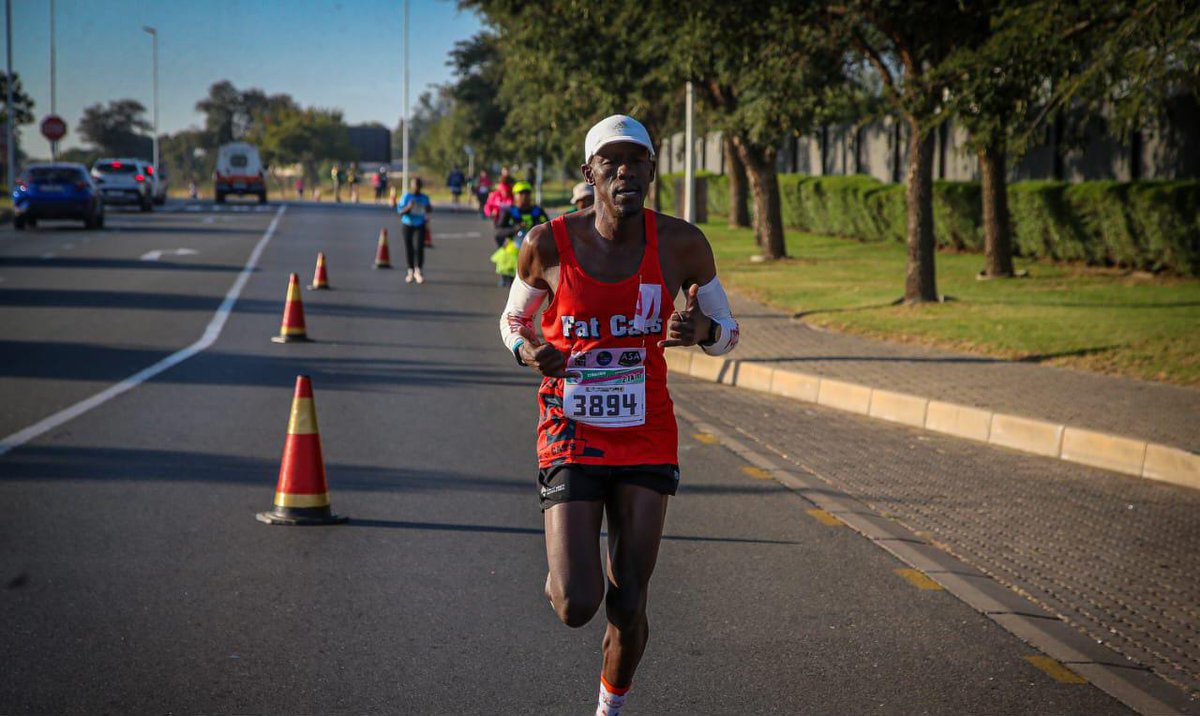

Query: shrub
659;170;1199;275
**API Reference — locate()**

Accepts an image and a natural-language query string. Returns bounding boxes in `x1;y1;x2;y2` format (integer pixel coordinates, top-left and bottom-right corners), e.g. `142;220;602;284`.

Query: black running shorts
538;463;679;511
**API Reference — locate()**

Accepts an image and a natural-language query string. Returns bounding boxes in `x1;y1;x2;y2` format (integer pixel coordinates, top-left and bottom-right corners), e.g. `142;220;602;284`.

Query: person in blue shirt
397;177;433;284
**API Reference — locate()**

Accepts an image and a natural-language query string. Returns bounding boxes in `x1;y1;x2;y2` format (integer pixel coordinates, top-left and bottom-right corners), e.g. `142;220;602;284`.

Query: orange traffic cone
374;228;392;269
257;375;347;526
271;273;311;343
309;252;330;290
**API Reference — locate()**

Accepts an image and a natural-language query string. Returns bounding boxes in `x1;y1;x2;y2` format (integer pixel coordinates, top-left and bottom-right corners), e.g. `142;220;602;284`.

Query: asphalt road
0;200;1133;714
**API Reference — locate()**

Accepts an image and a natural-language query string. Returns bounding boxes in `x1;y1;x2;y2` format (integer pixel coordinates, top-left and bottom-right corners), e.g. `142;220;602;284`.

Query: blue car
12;162;105;230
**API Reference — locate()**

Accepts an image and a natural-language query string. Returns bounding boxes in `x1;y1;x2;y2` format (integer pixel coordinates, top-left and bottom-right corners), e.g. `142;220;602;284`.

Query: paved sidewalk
723;292;1199;452
673;376;1200;709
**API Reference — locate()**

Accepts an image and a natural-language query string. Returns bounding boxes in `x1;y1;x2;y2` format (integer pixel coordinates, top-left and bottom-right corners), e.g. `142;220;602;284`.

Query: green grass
702;221;1200;386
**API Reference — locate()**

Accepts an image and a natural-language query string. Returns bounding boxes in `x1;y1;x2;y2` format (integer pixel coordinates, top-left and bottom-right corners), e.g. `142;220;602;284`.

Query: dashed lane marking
806;508;844;526
895;568;944;591
740;466;773;480
692;432;720;444
1024;656;1088;684
0;205;288;457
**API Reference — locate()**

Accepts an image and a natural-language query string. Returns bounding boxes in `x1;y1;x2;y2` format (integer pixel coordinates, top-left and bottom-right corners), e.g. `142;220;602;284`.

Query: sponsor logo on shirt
596;351;613;367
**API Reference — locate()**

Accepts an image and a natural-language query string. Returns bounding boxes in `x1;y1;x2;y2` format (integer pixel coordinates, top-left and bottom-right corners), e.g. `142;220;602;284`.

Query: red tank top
536;211;678;468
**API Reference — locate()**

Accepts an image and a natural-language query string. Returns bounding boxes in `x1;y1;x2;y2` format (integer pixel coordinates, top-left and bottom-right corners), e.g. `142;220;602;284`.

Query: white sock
595;677;629;716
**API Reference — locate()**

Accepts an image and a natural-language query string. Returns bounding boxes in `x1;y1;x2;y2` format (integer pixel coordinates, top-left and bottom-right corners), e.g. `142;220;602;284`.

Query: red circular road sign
41;114;68;142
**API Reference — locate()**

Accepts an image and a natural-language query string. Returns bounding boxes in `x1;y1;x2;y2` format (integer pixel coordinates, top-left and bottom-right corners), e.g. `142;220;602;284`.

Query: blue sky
5;0;482;159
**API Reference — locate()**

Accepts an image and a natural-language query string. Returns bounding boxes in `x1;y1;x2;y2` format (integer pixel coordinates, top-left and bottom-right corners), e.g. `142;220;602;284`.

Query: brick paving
672;376;1200;701
725;292;1200;451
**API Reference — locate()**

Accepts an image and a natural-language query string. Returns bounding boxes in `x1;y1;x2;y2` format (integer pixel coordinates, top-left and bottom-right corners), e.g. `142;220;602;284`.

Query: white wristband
695;277;739;356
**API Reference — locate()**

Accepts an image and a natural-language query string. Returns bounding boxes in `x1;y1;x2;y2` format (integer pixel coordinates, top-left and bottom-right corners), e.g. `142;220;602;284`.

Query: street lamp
5;0;14;187
401;0;409;191
142;26;158;177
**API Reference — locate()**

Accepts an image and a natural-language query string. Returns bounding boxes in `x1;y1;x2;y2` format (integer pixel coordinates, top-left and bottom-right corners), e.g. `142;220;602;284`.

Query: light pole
5;0;14;187
49;0;55;160
401;0;410;192
142;26;158;176
684;81;695;223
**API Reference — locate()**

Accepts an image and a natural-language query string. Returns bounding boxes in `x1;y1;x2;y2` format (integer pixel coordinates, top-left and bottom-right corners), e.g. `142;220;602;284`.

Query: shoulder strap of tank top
549;216;576;266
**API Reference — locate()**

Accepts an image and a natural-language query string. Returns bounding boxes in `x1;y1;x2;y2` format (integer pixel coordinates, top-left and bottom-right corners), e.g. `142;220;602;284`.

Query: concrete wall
659;99;1199;183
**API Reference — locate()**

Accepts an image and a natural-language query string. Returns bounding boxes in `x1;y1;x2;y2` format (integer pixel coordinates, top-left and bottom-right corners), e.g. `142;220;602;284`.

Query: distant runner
447;166;466;204
492;181;549;287
397;176;432;284
498;115;740;716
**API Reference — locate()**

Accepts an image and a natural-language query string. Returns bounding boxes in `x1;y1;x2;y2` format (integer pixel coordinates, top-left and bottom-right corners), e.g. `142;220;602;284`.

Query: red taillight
135;174;146;182
111;162;121;168
146;165;155;175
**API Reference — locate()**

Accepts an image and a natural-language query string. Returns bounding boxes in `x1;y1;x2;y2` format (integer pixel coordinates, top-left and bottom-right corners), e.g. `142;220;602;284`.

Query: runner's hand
659;284;712;348
518;326;570;378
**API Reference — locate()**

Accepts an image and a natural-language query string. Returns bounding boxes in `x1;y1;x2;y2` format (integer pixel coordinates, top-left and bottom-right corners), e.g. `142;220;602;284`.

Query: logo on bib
596;351;613;367
619;350;642;366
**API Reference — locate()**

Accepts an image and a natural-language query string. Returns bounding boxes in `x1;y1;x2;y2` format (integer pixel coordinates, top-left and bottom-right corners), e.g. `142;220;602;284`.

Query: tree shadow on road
0;341;534;390
345;518;802;546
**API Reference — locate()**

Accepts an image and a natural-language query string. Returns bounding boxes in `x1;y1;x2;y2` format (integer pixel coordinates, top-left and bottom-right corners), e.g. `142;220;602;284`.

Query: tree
830;1;994;302
462;2;680;203
78;99;152;157
195;80;297;146
251;106;356;180
674;1;851;258
943;0;1200;278
1;72;36;125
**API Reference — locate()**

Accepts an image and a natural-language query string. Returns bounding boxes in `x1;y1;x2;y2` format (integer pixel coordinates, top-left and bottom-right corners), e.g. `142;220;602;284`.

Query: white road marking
40;252;55;260
434;232;482;239
62;243;74;250
140;248;199;261
0;205;287;457
202;217;215;224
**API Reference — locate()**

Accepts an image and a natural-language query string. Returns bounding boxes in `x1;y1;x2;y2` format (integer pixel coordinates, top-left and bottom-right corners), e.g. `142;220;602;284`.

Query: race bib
563;349;646;428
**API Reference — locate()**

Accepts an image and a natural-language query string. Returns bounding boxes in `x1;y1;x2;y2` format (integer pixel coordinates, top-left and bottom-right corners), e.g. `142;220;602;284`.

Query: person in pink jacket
484;178;515;225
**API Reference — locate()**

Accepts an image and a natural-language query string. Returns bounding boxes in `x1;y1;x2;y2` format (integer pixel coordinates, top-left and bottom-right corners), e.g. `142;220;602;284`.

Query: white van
213;142;267;204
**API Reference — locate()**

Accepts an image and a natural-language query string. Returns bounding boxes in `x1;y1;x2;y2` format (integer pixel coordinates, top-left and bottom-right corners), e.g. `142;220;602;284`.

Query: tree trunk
724;134;750;229
978;141;1015;278
904;116;938;303
732;135;786;260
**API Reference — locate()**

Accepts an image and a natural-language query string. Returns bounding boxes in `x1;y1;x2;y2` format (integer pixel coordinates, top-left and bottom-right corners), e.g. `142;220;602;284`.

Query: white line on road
40;252;55;260
140;248;199;261
0;205;288;457
434;232;482;239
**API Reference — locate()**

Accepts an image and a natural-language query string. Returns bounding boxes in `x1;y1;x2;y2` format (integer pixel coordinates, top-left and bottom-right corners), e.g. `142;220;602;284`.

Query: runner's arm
687;234;739;355
499;225;569;377
662;225;739;355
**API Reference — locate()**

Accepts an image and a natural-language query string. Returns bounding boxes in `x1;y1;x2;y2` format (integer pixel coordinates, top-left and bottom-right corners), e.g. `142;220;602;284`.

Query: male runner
495;181;550;243
498;115;739;715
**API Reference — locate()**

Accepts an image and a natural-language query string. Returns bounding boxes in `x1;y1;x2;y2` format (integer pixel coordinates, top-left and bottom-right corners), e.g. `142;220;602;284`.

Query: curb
665;350;1200;492
675;405;1199;716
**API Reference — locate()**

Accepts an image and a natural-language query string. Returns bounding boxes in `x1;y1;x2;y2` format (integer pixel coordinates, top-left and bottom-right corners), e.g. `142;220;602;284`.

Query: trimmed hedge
660;172;1200;275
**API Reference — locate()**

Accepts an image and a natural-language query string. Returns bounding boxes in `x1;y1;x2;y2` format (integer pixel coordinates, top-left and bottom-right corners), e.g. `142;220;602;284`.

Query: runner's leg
544;500;606;627
601;483;669;688
402;224;418;269
415;225;426;269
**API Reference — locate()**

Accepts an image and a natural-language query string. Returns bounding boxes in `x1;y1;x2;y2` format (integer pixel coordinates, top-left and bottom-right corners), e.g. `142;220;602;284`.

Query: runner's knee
604;584;647;630
549;584;603;628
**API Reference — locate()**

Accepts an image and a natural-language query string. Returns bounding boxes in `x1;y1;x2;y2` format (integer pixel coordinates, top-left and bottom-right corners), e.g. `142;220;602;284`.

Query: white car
213;142;267;204
92;158;154;211
150;163;168;205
